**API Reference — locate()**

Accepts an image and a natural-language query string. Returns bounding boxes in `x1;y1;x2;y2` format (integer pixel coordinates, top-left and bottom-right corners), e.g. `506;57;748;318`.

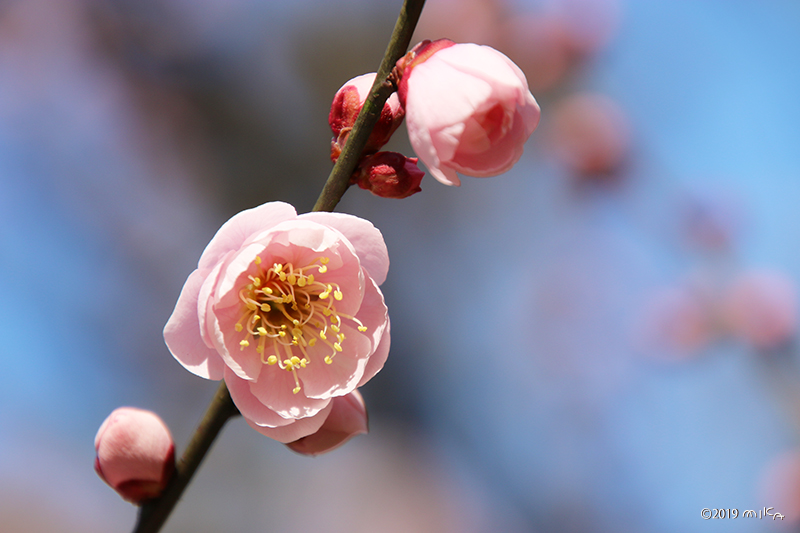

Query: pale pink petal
243;402;334;443
299;323;370;399
298;212;390;285
197;202;296;271
356;276;391;386
224;368;293;428
449;108;530;176
164;269;225;380
249;364;330;419
286;390;368;456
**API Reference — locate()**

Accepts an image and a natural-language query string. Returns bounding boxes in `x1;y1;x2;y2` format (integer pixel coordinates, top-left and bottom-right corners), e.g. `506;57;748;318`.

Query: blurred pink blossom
637;284;717;360
548;92;630;178
94;407;175;503
759;449;800;525
398;40;540;186
164;202;390;443
722;270;798;351
329;72;404;162
286;389;368;456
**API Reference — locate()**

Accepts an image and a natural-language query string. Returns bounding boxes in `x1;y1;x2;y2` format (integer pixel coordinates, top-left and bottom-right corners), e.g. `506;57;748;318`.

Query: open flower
164;202;390;443
398;40;541;186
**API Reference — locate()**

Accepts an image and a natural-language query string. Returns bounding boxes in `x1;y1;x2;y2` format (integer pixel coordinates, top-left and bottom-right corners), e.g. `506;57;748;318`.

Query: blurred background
3;0;800;531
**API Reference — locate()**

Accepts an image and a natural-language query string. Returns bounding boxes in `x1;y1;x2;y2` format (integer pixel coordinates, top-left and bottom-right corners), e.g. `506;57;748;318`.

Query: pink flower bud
354;151;424;199
329;73;405;161
397;39;540;186
94;407;175;503
286;390;368;456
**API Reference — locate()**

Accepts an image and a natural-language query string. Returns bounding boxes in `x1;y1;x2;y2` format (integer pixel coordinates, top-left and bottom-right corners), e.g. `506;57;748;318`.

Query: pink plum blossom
286;389;368;456
329;73;404;162
398;40;540;186
94;407;175;503
722;269;797;351
164;202;390;443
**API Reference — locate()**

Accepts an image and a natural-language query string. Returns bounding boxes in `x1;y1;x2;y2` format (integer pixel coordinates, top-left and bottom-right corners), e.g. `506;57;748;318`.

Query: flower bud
94;407;175;503
397;39;540;186
329;73;405;161
286;390;368;456
354;151;424;199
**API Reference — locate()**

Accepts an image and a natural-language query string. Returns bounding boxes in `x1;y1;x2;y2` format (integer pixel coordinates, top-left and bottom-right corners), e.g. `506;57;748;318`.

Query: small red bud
354;151;424;199
329;73;405;162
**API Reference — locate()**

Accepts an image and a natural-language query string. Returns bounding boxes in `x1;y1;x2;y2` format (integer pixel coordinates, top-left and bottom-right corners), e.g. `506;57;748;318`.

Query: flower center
234;255;367;395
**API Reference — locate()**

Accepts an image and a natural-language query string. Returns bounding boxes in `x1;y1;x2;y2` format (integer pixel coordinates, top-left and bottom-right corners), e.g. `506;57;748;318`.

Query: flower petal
198;202;296;271
243;401;334;443
249;364;330;419
298;212;390;286
164;269;225;380
224;368;293;428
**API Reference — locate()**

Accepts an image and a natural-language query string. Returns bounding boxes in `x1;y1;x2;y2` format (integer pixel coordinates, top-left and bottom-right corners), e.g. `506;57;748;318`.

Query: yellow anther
337;333;345;342
319;291;329;300
279;330;286;337
292;319;300;326
291;328;303;339
331;325;340;333
319;330;327;340
333;342;343;352
283;359;293;369
281;324;287;329
263;287;273;295
239;339;250;349
245;301;257;311
288;274;297;285
252;315;261;323
252;277;261;287
291;356;301;366
235;323;243;332
255;256;262;265
324;356;333;364
257;327;268;336
260;303;271;312
273;263;283;272
320;257;330;264
256;345;264;353
308;338;317;347
358;326;368;332
300;358;308;368
267;355;278;365
322;308;332;316
333;289;343;300
297;276;307;287
292;386;301;394
283;294;292;303
278;271;287;281
307;274;315;284
318;265;327;274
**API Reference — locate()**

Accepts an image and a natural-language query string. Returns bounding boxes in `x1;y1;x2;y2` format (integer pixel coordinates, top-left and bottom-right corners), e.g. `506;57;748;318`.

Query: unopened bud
354;151;424;199
329;73;404;161
94;407;175;504
286;390;368;456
